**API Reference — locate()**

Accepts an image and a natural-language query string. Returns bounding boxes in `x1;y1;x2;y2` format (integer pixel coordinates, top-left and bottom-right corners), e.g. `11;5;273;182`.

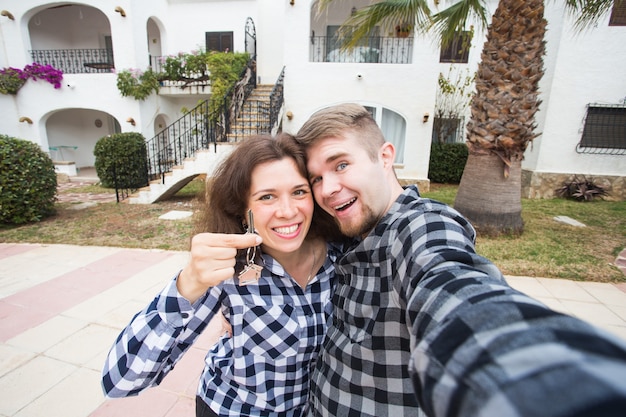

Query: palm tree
317;0;618;236
453;0;545;236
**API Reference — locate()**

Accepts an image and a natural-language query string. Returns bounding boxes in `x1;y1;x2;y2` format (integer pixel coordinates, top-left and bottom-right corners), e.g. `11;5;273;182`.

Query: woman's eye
259;194;274;201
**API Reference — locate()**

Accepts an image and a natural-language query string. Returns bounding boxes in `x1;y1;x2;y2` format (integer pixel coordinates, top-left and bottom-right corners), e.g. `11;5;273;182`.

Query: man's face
305;131;393;238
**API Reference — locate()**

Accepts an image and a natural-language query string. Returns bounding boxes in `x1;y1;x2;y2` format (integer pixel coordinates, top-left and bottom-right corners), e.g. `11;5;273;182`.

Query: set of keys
238;209;263;285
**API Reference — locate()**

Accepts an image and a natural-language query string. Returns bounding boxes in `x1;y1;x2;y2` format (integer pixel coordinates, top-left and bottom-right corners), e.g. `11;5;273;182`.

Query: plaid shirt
309;185;626;417
103;242;342;417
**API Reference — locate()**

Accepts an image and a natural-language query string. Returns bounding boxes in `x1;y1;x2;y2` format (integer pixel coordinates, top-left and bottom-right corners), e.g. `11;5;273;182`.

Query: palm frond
331;0;432;49
429;0;490;48
563;0;618;31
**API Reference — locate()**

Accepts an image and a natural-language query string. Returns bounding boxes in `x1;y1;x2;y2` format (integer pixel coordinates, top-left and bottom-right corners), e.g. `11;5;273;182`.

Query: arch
147;16;167;70
245;17;256;59
43;108;120;167
27;4;113;73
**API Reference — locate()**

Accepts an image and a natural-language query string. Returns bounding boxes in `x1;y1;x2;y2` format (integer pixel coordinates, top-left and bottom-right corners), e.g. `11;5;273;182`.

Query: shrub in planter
0;67;27;94
555;175;608;201
0;135;57;224
94;132;149;189
428;142;468;183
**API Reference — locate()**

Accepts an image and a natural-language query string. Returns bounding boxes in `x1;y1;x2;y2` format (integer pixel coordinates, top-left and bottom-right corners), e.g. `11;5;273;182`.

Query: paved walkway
0;243;625;417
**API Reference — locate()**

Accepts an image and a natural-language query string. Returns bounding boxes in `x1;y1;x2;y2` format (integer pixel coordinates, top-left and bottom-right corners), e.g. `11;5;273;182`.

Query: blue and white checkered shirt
309;185;626;417
102;242;341;417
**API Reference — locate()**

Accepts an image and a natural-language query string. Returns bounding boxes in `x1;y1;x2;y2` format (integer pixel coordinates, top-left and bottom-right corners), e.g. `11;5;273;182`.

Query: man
295;103;626;417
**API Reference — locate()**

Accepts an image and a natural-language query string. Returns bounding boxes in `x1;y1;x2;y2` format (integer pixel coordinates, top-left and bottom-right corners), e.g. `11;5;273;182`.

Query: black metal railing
149;55;165;74
29;49;114;74
226;100;272;142
310;36;413;64
221;57;258;139
269;67;285;132
144;100;214;183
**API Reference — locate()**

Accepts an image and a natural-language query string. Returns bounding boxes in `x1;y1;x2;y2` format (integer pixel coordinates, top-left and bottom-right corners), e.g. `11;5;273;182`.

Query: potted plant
0;68;27;94
395;23;412;38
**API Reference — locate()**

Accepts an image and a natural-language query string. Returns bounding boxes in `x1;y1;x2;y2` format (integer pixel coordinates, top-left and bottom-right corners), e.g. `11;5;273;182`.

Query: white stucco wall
525;2;626;177
1;0;624;183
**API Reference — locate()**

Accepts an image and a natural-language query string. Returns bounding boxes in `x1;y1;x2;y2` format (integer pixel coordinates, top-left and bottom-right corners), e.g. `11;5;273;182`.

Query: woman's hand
177;232;262;303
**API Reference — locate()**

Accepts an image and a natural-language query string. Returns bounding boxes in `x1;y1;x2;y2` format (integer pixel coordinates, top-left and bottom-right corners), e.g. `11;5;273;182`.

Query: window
609;0;626;26
577;104;626;154
432;117;465;143
364;105;406;163
206;32;233;52
439;31;471;63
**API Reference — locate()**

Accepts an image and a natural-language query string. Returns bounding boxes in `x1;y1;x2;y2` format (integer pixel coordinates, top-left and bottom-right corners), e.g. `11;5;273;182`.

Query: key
247;209;255;234
239;210;262;285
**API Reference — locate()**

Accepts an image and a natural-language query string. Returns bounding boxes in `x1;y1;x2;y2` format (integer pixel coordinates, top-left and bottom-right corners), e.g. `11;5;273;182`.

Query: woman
102;134;344;416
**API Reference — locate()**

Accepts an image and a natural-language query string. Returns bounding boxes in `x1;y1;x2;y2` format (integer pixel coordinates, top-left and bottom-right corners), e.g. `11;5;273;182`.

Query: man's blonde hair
295;103;386;161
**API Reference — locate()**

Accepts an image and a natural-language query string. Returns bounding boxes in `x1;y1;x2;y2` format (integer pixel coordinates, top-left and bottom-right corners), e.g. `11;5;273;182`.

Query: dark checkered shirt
308;185;626;417
103;242;342;416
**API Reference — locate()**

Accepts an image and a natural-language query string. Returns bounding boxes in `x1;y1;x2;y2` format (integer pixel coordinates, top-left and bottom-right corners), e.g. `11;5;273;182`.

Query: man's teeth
334;198;356;211
274;225;299;235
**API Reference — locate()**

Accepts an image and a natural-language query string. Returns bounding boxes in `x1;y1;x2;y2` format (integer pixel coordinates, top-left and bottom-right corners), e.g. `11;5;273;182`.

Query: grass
0;180;624;283
425;183;625;283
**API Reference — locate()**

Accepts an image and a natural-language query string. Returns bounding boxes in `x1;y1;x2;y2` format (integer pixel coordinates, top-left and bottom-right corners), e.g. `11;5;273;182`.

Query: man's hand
177;232;262;303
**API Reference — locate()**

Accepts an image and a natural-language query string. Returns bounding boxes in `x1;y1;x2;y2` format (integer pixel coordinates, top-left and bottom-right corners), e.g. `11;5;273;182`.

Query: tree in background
432;65;474;144
316;0;617;235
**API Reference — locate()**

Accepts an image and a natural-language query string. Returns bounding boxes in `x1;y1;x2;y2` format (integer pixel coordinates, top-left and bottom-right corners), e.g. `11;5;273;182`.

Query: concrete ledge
53;161;77;177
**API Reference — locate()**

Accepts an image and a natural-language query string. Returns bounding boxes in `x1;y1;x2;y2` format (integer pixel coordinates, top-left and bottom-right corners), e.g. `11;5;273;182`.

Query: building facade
0;0;624;198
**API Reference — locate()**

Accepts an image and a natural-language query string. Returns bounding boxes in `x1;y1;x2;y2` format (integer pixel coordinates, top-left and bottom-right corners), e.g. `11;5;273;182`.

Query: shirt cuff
154;272;196;328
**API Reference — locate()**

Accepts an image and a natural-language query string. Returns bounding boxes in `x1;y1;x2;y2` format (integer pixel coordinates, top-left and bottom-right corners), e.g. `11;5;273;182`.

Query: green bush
116;68;160;101
94;133;148;189
0;135;57;224
428;142;468;184
207;51;250;121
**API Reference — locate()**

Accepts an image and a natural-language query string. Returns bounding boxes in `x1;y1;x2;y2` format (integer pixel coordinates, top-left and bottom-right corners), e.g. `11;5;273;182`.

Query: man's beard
336;205;379;238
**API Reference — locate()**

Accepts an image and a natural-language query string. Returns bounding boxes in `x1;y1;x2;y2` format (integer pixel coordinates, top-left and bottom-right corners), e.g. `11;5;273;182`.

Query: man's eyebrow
308;151;351;180
323;151;350;165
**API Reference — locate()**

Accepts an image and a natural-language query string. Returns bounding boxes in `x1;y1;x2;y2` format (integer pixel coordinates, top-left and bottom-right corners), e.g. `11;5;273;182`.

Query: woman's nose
276;198;296;218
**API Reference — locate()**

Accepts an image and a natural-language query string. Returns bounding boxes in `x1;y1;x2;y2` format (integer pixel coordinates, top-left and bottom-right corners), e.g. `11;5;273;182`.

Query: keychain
239;209;263;285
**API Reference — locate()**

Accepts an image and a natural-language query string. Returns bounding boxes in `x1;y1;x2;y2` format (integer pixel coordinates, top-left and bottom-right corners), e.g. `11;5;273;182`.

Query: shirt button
181;313;189;319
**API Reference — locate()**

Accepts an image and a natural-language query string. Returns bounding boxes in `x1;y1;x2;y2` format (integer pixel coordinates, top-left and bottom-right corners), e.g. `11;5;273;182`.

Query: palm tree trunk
453;0;546;236
454;153;523;235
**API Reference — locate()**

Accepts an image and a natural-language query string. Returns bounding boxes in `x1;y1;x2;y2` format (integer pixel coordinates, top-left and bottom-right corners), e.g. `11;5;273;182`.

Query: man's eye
310;176;322;185
337;162;348;171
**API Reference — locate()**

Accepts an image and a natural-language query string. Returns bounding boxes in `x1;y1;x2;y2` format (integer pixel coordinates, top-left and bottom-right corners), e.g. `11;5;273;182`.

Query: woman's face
247;158;314;260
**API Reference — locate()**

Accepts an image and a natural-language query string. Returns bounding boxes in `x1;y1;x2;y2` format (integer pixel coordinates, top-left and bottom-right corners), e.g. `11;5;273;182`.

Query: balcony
30;49;114;74
149;55;211;96
310;36;413;64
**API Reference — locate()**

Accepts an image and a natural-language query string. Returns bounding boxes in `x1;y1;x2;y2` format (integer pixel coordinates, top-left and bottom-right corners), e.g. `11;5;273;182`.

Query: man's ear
379;142;396;169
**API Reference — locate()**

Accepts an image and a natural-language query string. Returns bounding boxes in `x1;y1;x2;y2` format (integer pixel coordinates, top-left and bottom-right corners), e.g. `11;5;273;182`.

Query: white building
0;0;624;200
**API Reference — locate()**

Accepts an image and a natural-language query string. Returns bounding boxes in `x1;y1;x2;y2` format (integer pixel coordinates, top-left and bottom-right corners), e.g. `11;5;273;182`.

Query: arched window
363;106;406;164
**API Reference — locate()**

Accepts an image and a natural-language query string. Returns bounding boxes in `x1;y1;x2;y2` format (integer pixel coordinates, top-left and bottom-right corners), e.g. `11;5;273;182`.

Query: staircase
226;84;274;141
127;84;276;204
127;144;235;204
